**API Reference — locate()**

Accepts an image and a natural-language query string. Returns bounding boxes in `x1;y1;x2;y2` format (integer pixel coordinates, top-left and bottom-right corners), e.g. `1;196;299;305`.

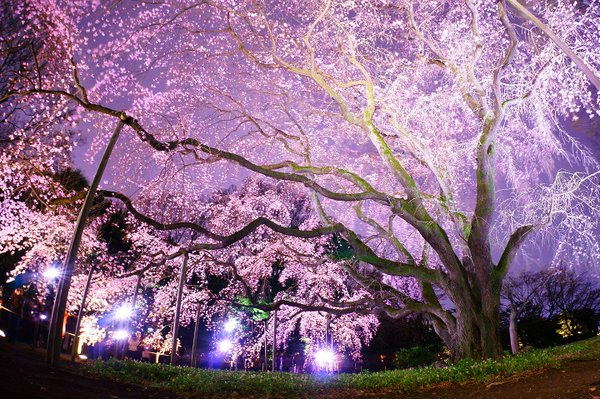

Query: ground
402;357;600;399
0;342;598;398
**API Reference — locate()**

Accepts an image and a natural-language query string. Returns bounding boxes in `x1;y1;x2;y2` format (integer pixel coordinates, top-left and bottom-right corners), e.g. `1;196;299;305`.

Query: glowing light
0;329;6;338
314;349;335;367
40;314;47;320
224;319;237;333
43;267;61;280
113;330;129;340
79;354;88;360
114;304;133;320
218;339;232;353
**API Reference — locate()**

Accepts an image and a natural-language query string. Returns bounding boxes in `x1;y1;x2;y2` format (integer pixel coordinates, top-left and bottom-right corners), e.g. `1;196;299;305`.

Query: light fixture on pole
113;329;129;340
218;339;233;353
224;318;237;333
43;267;61;281
114;304;133;321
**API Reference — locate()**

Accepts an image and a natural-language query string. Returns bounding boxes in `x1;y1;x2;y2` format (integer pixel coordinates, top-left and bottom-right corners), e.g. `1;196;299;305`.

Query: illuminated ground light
314;349;335;367
0;329;6;338
40;314;47;320
79;354;88;360
218;339;233;353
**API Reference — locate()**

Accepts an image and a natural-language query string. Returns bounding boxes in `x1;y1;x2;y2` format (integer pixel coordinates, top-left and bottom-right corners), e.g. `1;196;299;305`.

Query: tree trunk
439;270;504;361
509;305;519;354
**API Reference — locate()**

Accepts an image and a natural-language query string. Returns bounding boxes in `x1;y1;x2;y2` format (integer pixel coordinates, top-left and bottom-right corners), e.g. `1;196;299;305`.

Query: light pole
71;264;95;362
113;303;134;359
272;310;277;372
170;253;188;365
190;303;202;367
42;266;60;349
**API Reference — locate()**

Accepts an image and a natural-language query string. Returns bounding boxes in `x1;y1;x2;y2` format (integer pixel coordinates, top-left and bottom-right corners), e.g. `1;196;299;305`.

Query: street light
43;267;61;281
224;318;237;333
113;329;129;340
218;339;233;353
114;304;133;321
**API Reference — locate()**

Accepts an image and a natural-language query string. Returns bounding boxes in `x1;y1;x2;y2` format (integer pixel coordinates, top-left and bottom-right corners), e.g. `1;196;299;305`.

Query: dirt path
394;346;600;399
0;342;598;398
0;343;182;399
404;357;600;399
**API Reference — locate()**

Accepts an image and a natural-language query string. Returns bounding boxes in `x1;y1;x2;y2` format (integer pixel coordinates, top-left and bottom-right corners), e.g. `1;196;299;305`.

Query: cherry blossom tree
3;0;599;361
135;178;378;361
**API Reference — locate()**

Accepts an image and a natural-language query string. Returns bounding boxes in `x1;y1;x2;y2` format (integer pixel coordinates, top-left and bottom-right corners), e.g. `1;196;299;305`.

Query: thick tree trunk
440;270;504;361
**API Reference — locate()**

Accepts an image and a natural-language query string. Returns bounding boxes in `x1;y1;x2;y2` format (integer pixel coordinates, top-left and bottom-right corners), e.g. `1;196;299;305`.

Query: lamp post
190;304;202;367
272;310;277;372
42;266;60;350
71;264;95;362
170;253;188;365
113;303;134;359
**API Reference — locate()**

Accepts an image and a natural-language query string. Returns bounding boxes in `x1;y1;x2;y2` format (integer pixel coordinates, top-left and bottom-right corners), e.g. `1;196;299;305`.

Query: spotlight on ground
314;349;335;367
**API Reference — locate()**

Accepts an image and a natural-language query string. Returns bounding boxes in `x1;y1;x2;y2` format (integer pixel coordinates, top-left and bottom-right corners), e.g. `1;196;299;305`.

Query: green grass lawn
83;336;598;398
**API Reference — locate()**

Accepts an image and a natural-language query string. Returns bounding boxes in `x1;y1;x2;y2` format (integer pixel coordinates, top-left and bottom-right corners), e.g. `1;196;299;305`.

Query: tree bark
509;306;519;354
436;267;504;361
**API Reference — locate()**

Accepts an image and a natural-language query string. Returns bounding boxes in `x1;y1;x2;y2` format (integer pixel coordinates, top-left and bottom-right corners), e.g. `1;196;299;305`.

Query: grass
83;336;598;398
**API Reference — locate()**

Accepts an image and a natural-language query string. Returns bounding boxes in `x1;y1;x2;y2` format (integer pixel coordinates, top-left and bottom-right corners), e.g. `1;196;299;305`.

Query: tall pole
47;119;125;367
263;320;268;371
190;303;201;367
120;273;142;359
272;310;277;372
130;274;142;311
71;264;95;362
326;313;330;348
170;253;188;365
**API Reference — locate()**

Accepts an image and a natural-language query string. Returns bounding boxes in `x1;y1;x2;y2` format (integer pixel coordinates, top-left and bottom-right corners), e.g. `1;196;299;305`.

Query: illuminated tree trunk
509;306;519;355
47;119;125;367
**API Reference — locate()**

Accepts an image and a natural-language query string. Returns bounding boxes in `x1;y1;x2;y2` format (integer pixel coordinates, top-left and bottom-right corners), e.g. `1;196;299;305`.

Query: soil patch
401;351;600;399
0;342;182;399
